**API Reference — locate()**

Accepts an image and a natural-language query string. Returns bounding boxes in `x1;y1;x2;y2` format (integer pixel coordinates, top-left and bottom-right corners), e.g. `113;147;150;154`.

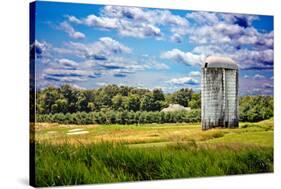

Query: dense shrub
239;96;273;122
36;109;201;125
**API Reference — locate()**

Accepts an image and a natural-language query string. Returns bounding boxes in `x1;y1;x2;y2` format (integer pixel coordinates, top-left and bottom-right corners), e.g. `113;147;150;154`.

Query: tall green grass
35;142;273;187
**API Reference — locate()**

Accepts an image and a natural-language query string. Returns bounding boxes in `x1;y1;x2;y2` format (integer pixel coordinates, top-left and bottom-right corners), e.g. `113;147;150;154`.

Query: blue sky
32;1;273;95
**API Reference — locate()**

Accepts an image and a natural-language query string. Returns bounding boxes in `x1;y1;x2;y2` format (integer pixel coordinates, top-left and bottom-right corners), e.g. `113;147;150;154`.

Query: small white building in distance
161;104;191;112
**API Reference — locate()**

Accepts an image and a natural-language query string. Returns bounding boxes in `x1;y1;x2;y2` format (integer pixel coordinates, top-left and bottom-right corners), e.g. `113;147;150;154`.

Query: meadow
34;118;274;187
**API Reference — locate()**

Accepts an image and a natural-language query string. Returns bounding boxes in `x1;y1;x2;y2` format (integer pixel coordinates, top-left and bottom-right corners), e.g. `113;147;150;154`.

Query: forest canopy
36;84;196;114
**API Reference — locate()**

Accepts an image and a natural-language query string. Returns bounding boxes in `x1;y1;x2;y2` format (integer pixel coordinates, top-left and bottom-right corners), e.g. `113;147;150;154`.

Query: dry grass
35;119;273;148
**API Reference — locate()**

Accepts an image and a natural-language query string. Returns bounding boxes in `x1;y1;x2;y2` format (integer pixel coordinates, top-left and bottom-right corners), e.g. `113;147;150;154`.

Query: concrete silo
201;56;239;130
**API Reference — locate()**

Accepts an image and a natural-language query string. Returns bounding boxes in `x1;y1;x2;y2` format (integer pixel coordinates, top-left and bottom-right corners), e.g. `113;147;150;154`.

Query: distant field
35;118;273;147
34;118;274;187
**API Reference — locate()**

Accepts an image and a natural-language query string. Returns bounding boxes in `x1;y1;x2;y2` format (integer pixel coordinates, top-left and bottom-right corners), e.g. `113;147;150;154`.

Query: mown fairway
34;118;274;187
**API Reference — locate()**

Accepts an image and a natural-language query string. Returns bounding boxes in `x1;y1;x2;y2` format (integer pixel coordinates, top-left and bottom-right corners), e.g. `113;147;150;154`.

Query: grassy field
34;118;274;187
35;118;273;147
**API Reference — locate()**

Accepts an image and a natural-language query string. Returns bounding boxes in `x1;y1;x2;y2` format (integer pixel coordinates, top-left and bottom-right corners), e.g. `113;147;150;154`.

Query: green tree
112;95;126;111
54;99;68;113
140;94;155;111
189;93;201;109
126;94;141;112
59;84;79;113
239;95;273;122
171;88;193;107
40;86;60;114
152;88;165;101
77;90;95;112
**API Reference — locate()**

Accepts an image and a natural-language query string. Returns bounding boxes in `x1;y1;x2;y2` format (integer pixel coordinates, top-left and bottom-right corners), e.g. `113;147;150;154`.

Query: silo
201;56;239;130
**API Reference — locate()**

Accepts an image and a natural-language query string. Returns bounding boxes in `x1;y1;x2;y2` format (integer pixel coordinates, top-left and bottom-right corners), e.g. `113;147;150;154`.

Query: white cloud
253;88;262;92
32;40;49;53
67;6;189;39
57;37;132;59
186;12;258;28
84;15;119;29
232;48;273;70
69;84;86;90
37;36;172;84
57;58;79;68
191;43;273;70
96;57;144;73
151;62;169;70
70;32;85;40
117;21;163;38
68;14;118;29
42;67;102;83
96;82;107;86
183;11;273;71
65;9;273;72
43;75;87;82
221;14;258;27
161;49;203;66
141;57;170;70
68;8;163;38
67;15;82;24
60;21;85;39
253;74;265;80
102;6;188;27
31;40;51;58
236;28;273;49
192;44;232;55
186;12;220;26
170;33;182;43
166;77;199;85
44;68;91;77
160;11;273;71
187;23;242;45
263;83;273;89
98;37;132;53
30;40;54;64
57;77;85;82
189;71;200;77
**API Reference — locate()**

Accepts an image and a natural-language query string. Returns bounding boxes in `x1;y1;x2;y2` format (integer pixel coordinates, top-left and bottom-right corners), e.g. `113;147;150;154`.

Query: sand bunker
67;131;89;135
68;128;85;133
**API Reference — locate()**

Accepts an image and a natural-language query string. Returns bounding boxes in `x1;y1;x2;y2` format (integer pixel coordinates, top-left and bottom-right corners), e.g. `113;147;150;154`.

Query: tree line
36;84;200;114
35;84;273;124
36;110;201;125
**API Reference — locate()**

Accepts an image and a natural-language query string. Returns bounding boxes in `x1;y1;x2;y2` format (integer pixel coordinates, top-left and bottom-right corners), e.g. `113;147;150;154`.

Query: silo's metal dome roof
203;56;238;70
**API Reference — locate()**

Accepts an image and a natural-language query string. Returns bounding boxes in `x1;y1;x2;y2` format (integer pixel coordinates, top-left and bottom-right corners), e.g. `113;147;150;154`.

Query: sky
32;1;274;95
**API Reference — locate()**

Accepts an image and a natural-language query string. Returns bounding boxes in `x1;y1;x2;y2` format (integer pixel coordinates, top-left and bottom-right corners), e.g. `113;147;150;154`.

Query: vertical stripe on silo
224;69;238;128
202;68;224;130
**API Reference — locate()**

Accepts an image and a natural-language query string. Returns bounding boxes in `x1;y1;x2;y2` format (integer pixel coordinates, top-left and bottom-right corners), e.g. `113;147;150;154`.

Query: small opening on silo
204;62;208;68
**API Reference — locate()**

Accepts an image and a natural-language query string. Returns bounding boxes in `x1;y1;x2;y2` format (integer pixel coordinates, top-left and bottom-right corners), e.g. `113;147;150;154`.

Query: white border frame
0;0;279;188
